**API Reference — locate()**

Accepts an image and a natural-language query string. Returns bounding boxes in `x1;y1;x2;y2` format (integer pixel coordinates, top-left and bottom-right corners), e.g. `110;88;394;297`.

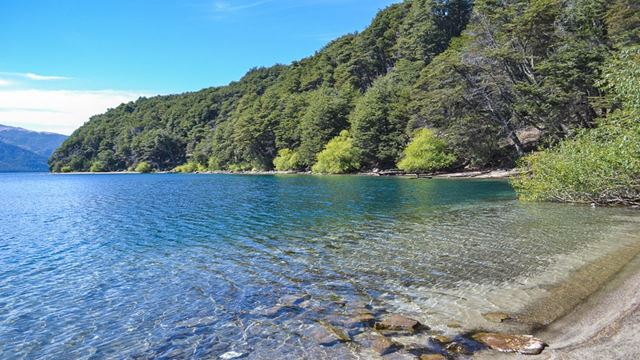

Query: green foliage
273;149;302;171
350;75;411;168
397;129;456;172
207;156;221;171
312;131;361;174
134;161;153;173
513;46;640;205
174;162;207;173
227;163;253;172
48;0;474;173
90;161;106;173
48;0;637;183
60;166;73;173
512;115;640;205
606;0;640;47
297;88;353;167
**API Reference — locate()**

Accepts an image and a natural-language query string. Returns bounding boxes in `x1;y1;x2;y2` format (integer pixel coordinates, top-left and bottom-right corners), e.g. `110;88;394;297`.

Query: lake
1;173;639;359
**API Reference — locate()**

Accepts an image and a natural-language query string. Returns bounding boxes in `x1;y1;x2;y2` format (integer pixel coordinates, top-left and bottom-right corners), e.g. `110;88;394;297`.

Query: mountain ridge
0;124;67;172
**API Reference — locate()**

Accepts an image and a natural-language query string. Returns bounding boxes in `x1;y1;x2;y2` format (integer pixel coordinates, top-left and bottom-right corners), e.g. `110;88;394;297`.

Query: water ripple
0;173;639;359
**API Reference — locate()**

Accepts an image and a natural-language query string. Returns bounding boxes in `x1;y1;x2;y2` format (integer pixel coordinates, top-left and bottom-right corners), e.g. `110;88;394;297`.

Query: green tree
397;128;456;172
297;88;352;167
350;76;411;169
273;149;302;171
135;161;153;173
312;130;361;174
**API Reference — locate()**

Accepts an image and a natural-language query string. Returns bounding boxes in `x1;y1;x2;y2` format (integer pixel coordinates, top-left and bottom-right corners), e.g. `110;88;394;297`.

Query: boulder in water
472;332;547;355
374;314;426;333
482;311;512;323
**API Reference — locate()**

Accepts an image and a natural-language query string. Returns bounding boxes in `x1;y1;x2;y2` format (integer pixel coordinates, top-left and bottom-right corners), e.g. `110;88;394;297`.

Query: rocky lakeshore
244;293;549;359
242;259;640;360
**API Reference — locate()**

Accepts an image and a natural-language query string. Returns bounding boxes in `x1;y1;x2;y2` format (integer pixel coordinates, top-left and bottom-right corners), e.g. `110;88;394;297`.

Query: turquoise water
1;173;639;359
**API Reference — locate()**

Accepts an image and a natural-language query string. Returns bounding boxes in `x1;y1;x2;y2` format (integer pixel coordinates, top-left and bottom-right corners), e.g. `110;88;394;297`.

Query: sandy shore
475;251;640;359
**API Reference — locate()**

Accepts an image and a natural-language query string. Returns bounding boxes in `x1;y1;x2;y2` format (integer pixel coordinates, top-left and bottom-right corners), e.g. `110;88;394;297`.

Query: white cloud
23;72;70;81
0;79;12;87
0;72;70;82
0;89;152;135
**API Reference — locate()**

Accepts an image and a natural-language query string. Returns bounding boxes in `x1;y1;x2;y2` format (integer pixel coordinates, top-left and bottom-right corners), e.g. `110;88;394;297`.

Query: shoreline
532;249;640;359
474;242;640;359
50;168;519;179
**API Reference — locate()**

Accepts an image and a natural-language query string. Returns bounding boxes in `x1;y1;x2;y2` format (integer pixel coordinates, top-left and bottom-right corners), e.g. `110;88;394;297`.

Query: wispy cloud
0;72;70;82
23;72;70;81
0;79;12;87
0;89;152;134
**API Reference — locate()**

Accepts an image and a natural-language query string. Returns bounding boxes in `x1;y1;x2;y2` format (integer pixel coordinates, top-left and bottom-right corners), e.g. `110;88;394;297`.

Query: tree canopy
50;0;637;184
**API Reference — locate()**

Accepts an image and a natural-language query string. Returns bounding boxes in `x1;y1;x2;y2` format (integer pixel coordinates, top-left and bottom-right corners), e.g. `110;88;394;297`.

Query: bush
513;46;640;206
90;161;106;173
312;130;361;174
174;162;206;173
512;114;640;205
135;161;153;173
207;156;221;171
60;166;73;173
397;129;456;173
227;163;252;172
273;149;302;171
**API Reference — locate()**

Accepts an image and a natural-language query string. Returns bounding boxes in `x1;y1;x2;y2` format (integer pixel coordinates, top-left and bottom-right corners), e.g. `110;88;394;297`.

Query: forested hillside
50;0;639;175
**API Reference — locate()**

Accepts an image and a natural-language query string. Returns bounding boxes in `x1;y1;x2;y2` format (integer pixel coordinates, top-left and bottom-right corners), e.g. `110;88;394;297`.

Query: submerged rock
431;335;453;344
445;341;474;355
482;311;512;323
317;320;351;343
375;314;426;333
254;305;289;317
372;334;399;355
420;355;446;360
345;312;376;328
472;332;547;355
279;293;311;307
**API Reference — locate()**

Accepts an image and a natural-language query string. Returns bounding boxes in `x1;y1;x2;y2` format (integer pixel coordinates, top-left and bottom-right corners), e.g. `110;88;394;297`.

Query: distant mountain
0;124;67;172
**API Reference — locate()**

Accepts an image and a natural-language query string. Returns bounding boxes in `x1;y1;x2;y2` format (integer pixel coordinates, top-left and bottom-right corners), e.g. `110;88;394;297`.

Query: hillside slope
0;141;49;172
49;0;637;173
0;125;68;157
0;125;67;172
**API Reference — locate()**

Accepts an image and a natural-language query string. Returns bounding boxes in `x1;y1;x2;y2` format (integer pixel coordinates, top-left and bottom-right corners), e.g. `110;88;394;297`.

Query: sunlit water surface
1;173;639;359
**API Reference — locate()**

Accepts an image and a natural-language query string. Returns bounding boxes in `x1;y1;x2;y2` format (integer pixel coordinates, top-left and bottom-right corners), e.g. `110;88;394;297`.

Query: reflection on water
0;173;638;358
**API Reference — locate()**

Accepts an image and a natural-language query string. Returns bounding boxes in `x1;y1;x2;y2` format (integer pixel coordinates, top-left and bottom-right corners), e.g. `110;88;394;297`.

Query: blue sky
0;0;399;134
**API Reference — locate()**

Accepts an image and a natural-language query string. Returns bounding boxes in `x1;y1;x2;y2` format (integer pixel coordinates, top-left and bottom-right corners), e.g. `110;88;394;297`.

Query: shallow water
0;173;639;359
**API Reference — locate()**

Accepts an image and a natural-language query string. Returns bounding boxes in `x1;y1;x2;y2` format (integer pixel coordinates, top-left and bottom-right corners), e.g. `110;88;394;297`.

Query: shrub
207;156;221;171
512;113;640;205
60;166;73;173
513;46;640;206
273;149;302;171
90;161;106;173
227;163;252;172
174;162;206;173
397;129;456;173
134;161;153;173
312;130;360;174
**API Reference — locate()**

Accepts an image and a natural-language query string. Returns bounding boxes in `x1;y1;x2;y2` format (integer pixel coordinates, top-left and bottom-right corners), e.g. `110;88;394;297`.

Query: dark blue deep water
1;173;639;359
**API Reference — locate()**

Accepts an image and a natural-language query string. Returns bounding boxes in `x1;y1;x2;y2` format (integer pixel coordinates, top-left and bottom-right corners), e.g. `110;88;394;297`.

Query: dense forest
51;0;639;193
